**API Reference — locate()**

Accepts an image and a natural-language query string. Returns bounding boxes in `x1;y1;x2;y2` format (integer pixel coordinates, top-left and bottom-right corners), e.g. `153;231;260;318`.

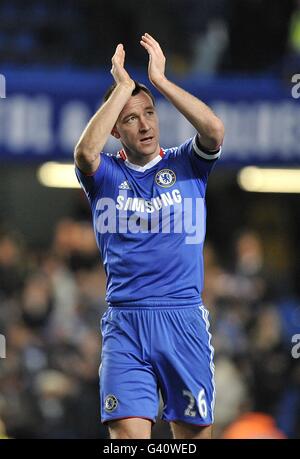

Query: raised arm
74;44;135;174
140;33;224;151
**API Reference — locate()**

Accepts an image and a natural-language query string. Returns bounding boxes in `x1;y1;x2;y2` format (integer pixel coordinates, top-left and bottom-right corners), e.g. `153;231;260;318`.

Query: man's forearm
153;77;224;150
74;82;133;173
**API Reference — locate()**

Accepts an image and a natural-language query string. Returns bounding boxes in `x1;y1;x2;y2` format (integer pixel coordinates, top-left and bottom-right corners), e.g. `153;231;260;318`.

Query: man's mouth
140;136;153;143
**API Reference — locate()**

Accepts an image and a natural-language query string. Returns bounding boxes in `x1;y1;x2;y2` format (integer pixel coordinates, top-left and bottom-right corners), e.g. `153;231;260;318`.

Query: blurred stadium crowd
0;217;299;438
0;0;298;75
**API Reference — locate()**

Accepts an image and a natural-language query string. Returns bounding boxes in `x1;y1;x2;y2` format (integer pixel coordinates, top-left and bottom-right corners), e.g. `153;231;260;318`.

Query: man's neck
124;147;161;167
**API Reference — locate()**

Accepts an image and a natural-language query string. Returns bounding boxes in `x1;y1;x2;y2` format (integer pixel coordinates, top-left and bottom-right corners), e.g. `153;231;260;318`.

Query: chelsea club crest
155;169;176;188
104;394;118;412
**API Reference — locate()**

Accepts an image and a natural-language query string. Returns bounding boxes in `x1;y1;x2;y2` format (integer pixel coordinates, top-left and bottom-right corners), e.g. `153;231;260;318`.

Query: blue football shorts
99;304;215;425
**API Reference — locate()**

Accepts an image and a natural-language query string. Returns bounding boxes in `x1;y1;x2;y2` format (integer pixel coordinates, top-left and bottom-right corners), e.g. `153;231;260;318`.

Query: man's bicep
192;134;222;163
74;151;101;175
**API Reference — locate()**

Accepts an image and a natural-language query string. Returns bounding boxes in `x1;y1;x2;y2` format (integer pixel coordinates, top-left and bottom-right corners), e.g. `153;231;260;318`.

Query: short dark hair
102;80;155;106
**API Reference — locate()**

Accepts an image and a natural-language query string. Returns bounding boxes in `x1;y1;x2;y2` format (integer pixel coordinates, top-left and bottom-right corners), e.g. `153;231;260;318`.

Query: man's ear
111;126;121;139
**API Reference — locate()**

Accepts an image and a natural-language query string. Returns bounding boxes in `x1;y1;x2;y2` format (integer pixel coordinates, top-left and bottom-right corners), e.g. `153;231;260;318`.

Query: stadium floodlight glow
37;162;80;188
238;167;300;193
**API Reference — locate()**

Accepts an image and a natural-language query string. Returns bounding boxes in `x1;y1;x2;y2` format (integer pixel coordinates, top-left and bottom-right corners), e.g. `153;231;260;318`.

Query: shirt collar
118;148;164;172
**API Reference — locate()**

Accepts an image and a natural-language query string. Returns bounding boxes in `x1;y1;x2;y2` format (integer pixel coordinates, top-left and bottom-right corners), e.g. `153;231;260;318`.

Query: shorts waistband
107;301;203;310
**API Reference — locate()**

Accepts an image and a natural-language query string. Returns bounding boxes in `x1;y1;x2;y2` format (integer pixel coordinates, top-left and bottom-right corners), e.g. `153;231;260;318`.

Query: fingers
112;43;125;66
140;33;166;85
112;43;124;57
141;33;159;47
140;36;154;53
111;35;163;67
115;43;124;54
140;33;164;59
110;43;134;86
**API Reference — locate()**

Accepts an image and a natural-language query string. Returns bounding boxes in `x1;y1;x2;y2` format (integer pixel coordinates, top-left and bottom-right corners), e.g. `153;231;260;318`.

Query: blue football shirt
75;135;221;307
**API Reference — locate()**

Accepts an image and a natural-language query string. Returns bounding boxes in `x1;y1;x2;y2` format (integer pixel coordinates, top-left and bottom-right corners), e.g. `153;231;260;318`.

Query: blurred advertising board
0;69;299;165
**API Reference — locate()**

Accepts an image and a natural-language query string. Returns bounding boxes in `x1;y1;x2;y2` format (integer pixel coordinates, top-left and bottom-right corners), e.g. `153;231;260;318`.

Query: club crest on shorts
104;394;118;412
155;169;176;188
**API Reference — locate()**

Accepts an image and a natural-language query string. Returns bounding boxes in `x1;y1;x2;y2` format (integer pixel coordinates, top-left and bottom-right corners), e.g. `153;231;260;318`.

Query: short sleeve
178;135;222;180
75;153;114;201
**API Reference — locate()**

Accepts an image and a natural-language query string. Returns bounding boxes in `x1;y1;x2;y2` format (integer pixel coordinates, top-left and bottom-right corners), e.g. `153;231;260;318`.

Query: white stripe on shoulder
192;136;221;160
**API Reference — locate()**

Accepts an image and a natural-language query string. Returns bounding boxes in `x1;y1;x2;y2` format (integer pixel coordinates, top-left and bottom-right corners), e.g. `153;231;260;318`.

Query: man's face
113;91;160;161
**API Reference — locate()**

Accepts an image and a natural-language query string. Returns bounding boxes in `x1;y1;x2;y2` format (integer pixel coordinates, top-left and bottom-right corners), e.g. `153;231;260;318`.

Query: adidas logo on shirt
119;181;131;190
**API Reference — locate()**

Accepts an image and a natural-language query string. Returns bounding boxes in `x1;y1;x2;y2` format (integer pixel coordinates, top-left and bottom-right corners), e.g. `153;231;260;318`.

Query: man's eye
127;116;136;123
146;111;154;116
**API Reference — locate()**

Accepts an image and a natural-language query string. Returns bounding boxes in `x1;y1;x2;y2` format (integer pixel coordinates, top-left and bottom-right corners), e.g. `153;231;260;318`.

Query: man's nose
139;116;150;131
